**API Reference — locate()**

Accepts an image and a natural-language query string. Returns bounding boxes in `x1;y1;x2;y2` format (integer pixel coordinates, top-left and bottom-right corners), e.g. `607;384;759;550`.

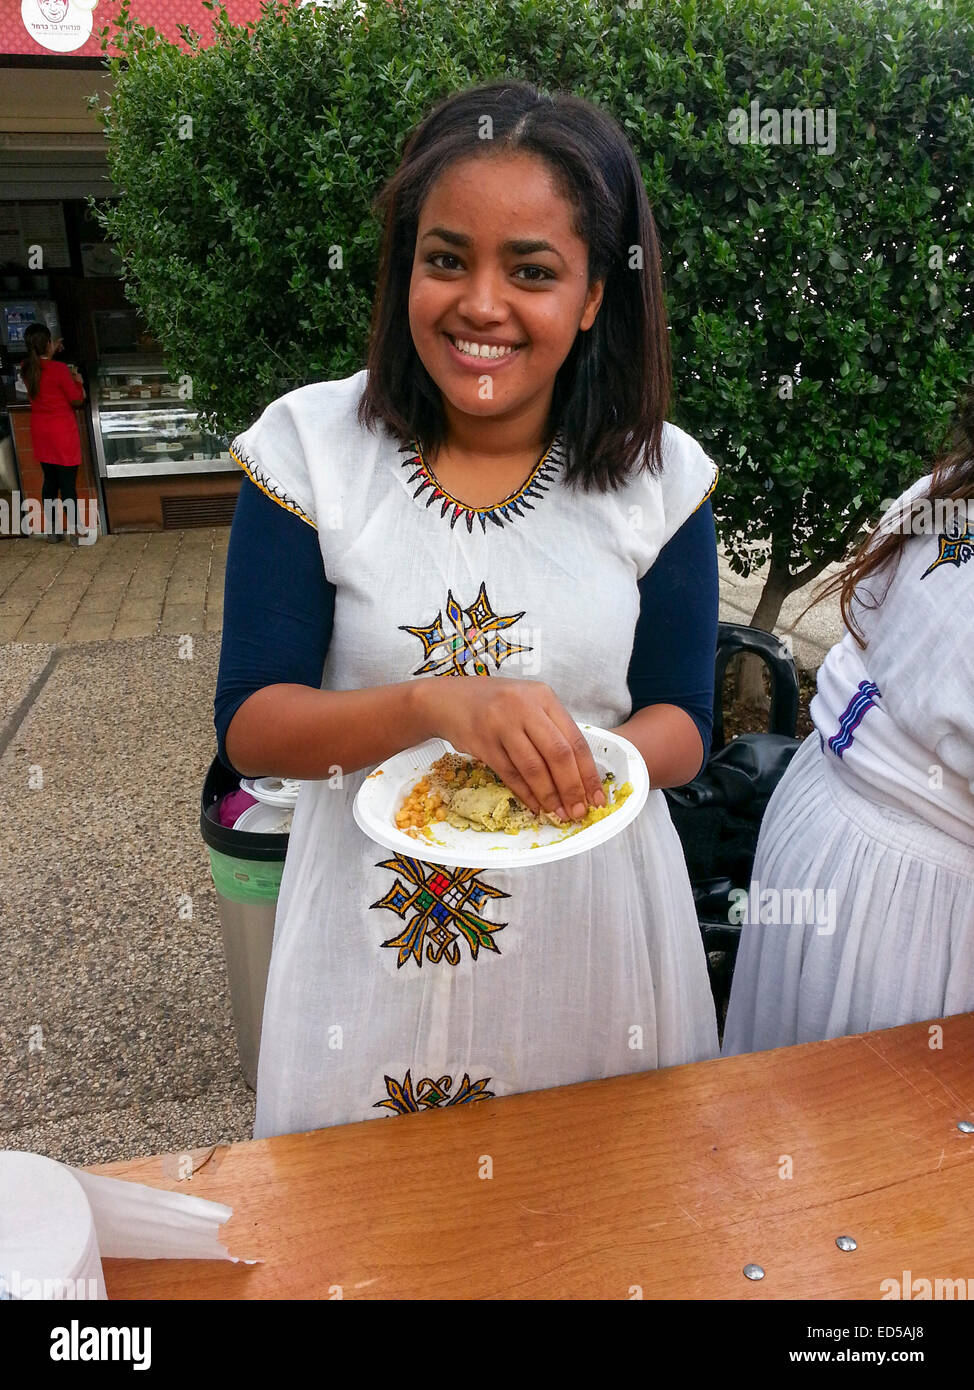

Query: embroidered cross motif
400;581;532;676
370;853;510;968
374;1070;495;1114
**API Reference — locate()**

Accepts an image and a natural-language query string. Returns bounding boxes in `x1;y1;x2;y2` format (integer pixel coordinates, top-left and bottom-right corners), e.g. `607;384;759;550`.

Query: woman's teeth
449;336;522;360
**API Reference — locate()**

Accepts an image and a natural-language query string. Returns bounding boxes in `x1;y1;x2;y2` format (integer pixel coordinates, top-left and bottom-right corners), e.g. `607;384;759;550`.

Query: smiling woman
215;79;722;1140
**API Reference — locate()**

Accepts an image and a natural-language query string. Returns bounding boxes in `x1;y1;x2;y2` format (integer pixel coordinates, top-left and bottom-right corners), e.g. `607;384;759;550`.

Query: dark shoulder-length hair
800;385;974;648
356;79;672;492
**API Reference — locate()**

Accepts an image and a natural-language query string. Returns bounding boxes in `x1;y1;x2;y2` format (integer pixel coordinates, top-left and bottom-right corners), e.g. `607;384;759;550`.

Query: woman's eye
424;253;553;282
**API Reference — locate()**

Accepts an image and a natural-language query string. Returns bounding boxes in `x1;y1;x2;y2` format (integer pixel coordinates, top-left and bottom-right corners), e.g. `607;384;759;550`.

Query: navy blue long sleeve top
214;476;719;782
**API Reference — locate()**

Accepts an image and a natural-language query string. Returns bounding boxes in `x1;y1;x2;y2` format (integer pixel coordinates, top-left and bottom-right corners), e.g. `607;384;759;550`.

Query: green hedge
95;0;974;623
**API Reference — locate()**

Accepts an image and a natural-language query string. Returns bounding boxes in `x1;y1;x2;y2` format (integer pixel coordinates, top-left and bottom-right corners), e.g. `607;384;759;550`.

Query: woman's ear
579;279;605;332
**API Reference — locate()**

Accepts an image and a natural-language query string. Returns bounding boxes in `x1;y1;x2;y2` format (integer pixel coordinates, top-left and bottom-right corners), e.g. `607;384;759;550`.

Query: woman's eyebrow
421;225;565;264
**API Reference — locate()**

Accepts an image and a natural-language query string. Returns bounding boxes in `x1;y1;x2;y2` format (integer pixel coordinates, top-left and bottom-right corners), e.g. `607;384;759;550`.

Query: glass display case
90;355;238;478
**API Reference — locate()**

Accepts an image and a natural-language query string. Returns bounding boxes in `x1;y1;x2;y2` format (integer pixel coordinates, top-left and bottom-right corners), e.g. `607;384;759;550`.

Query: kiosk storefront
0;1;263;534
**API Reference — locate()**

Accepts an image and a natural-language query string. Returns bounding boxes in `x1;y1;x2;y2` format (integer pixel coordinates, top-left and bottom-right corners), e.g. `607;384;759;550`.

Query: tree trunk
733;554;794;709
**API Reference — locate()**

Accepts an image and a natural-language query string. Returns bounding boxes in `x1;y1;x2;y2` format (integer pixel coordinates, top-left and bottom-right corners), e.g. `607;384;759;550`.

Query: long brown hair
20;322;51;401
357;79;672;493
801;386;974;647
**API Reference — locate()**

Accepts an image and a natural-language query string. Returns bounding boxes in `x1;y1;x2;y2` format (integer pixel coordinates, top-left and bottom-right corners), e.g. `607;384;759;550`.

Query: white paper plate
233;802;294;834
352;723;649;869
239;776;302;808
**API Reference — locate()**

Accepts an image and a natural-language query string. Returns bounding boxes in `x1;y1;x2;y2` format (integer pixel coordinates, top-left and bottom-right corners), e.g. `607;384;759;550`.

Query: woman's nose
456;270;508;322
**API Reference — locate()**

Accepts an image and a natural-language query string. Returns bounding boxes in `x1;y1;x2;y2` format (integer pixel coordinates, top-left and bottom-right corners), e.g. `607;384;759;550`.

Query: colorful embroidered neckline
399;433;564;533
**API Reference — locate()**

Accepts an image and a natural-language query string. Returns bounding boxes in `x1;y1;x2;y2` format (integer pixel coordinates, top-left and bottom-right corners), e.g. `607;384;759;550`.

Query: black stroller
663;623;804;1031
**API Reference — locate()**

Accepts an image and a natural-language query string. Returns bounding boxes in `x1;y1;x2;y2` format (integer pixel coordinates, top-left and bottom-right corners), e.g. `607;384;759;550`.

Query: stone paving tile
169;575;211;597
166;594;209;615
20;617;76;636
1;597;38;621
116;596;165;620
46;579;87;600
3;575;56;603
15;620;70;643
0;616;28;642
125;576;169;600
85;570;132;587
82;594;133;614
24;588;80;613
160;604;206;635
63;614;117;642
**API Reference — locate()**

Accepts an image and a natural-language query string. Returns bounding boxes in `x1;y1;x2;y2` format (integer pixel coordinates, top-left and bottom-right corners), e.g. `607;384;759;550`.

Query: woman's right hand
417;675;606;822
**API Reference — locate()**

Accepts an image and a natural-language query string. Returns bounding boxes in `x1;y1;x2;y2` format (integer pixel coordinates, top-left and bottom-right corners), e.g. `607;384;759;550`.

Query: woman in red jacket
20;322;88;545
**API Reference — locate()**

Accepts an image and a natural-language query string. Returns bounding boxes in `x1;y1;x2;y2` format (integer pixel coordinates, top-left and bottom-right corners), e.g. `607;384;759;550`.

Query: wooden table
89;1013;974;1299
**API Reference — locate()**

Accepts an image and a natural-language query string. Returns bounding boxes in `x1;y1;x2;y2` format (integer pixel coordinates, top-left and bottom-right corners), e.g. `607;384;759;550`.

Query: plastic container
200;756;290;1089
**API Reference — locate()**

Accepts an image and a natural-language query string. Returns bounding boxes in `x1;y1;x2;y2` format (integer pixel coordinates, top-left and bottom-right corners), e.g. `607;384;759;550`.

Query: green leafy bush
94;0;974;627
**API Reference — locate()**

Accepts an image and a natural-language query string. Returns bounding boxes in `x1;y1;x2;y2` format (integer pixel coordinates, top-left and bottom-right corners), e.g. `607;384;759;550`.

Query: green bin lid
206;845;284;904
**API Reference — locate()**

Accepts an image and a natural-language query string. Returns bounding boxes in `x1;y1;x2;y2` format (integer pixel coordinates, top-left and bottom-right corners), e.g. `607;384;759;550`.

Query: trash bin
200;756;289;1090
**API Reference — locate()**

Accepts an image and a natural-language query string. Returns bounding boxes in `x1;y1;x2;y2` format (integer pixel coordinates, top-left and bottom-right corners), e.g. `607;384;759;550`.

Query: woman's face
408;152;604;435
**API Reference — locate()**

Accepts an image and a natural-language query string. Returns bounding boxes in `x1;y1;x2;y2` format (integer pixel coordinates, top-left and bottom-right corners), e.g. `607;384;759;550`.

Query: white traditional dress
723;474;974;1054
229;369;720;1137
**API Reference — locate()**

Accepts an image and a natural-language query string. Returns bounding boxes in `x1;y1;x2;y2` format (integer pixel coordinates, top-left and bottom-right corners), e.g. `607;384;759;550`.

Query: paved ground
0;528;845;1167
0;528;227;645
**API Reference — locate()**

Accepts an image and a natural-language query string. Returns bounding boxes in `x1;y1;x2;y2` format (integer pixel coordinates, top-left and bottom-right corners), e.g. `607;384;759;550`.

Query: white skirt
253;774;719;1139
722;731;974;1056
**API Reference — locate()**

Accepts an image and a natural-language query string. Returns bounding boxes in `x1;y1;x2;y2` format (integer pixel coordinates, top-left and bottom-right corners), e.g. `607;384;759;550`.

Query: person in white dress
723;392;974;1054
215;81;723;1138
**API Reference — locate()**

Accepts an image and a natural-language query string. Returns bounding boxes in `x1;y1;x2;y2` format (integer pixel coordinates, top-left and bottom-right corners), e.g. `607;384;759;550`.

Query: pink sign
6;0;268;58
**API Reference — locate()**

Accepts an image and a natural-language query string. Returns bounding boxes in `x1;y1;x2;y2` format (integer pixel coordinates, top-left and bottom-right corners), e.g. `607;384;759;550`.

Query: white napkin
1;1150;258;1301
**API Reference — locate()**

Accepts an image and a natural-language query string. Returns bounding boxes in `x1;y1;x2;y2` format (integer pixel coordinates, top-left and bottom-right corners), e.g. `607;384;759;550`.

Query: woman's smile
443;332;526;372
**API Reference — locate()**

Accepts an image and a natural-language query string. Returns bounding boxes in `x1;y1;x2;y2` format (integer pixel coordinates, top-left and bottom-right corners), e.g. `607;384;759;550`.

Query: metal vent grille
160;495;238;529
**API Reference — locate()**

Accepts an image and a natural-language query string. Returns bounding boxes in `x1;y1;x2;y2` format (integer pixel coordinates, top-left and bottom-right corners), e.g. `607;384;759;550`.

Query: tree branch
788;497;875;589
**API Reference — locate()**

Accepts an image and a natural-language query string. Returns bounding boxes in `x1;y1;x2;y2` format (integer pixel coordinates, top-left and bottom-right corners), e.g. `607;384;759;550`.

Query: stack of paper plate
0;1151;107;1301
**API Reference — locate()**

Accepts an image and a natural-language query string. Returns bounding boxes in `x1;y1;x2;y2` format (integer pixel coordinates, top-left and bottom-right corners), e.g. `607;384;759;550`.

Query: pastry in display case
90;356;239;479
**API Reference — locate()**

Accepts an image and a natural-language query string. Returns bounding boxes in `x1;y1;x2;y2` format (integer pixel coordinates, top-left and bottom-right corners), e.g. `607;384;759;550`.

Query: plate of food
352;723;649;868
